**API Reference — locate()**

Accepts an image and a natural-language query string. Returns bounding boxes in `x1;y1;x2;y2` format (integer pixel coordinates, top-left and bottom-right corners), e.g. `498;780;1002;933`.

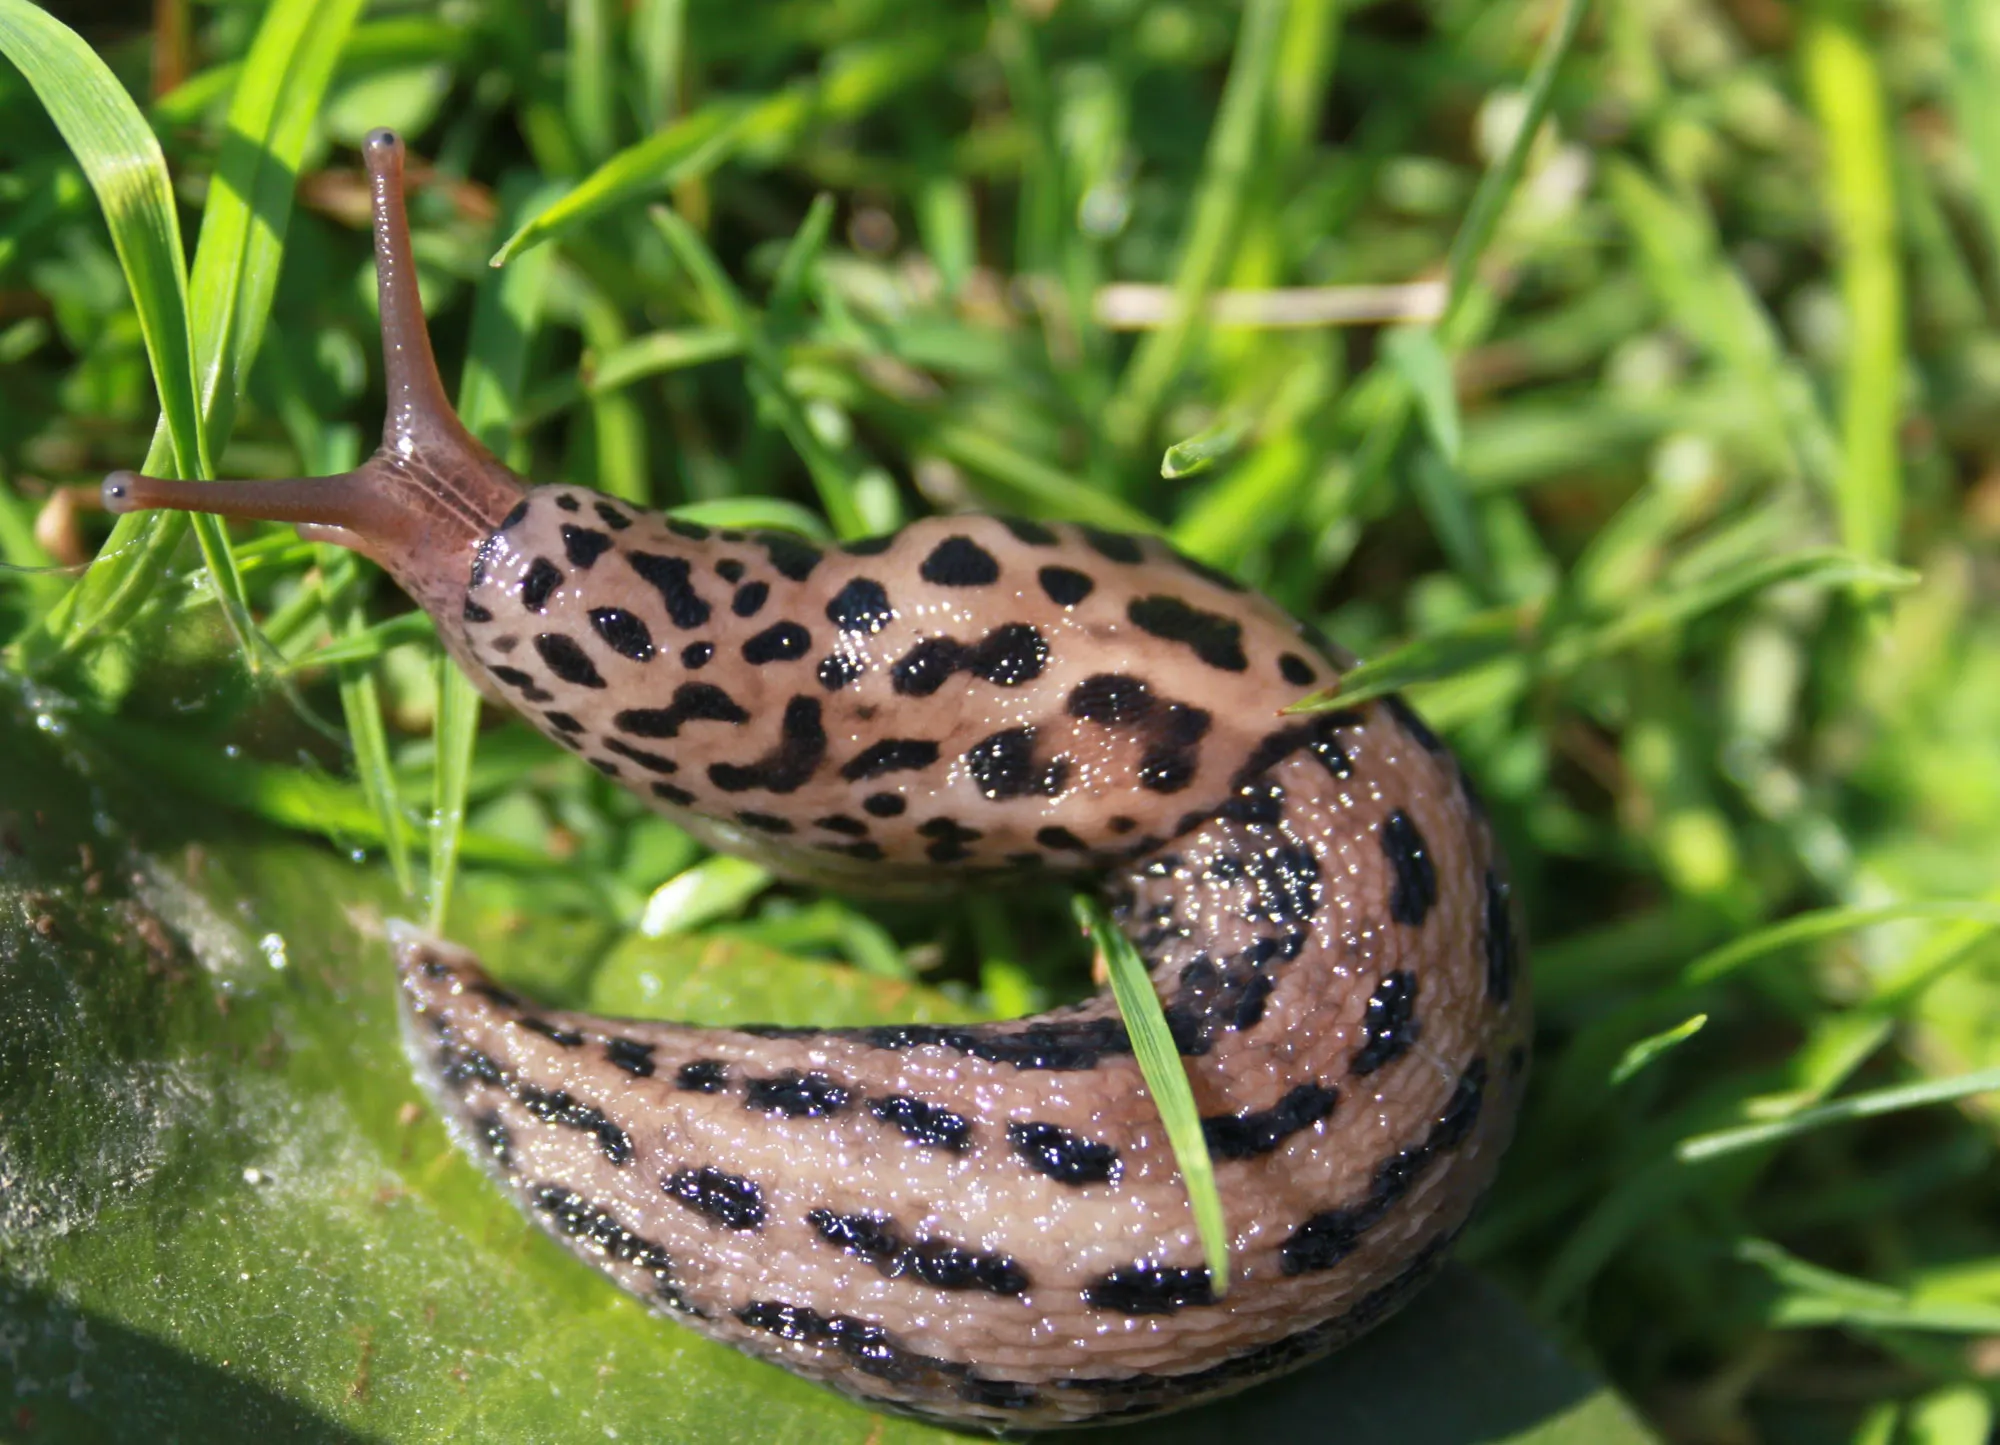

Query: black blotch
920;535;1000;587
605;1038;655;1076
589;607;655;661
1383;693;1446;754
820;839;886;861
966;727;1063;800
625;551;712;629
716;558;746;583
862;792;905;818
1201;1082;1339;1160
816;814;868;837
463;598;493;624
561;524;612;568
616;682;750;737
758;533;822;582
736;810;795;834
555;494;580;512
666;518;710;541
1234;711;1356;787
1008;1121;1119;1184
806;1211;1027;1295
1161;953;1276;1056
652;781;696;806
999;516;1057;546
744;1069;851;1117
840;738;940;781
968;623;1048;686
1079;526;1143;564
682;640;714;669
515;1082;632;1164
1279;652;1317;686
593;501;631;531
917;816;981;864
473;1110;514;1170
520;557;562;612
1128;595;1248;672
826;577;894;635
1484;870;1517;1003
816;653;862;691
1083;1263;1216;1315
742;621;811;664
499;500;530;530
809;1208;896;1259
731;580;769;617
1036;825;1088;851
676;1060;727;1092
603;737;677;773
1381;809;1438;926
1109;816;1137;834
1038;565;1094;606
709;695;825;794
1068;674;1151;724
733;1302;1032;1404
665;1167;767;1230
861;1018;1131;1071
869;1094;970;1151
534;633;607;689
519;1016;584;1047
435;1039;504;1089
544;711;584;734
531;1185;673;1276
891;636;966;696
1236;844;1321;926
588;757;621;777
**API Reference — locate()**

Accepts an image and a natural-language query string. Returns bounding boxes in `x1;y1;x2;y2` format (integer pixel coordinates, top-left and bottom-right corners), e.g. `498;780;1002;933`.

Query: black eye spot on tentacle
561;525;612;568
862;792;905;817
676;1059;728;1092
757;533;822;581
920;535;1000;586
520;557;561;612
917;816;982;864
615;682;749;737
625;551;712;628
815;814;868;837
1383;693;1446;754
1079;526;1143;564
841;738;941;781
664;1167;767;1230
681;640;713;669
708;695;826;794
891;637;965;697
532;1186;674;1277
545;711;584;734
966;728;1065;800
735;811;794;834
534;634;607;689
1083;1263;1216;1315
602;738;676;773
745;1069;851;1118
473;1110;514;1170
1279;652;1317;686
1008;1121;1120;1185
869;1094;971;1151
825;578;894;634
588;607;655;661
515;1082;631;1164
1484;870;1517;1003
1351;971;1419;1075
1200;1082;1340;1160
1068;674;1152;724
593;501;631;531
1039;565;1094;606
742;620;811;664
463;598;493;624
518;1016;584;1047
731;580;769;617
968;624;1048;686
605;1038;655;1076
1128;595;1248;672
1380;809;1438;926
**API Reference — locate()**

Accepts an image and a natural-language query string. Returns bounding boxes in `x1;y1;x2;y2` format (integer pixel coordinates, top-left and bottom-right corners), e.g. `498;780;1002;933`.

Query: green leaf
1677;1066;2000;1163
1161;413;1251;479
1382;325;1461;463
1610;1014;1707;1087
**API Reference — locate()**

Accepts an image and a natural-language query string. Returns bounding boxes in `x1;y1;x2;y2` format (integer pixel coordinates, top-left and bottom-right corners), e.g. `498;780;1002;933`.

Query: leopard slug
101;129;1529;1428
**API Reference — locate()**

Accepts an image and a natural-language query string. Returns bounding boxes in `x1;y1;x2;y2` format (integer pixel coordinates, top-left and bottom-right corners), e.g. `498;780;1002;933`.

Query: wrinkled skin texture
103;129;1530;1429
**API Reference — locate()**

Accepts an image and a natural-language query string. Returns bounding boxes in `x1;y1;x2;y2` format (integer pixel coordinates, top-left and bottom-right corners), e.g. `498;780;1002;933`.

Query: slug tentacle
101;129;1530;1428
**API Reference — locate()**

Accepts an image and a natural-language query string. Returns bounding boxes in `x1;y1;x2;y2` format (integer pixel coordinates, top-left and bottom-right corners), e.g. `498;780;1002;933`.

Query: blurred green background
2;0;2000;1442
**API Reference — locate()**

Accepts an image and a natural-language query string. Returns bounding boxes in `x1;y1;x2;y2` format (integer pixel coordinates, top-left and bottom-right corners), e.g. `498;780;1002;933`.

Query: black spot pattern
589;607;655;661
708;696;825;793
1008;1121;1119;1185
1039;565;1094;606
666;518;710;541
473;1110;513;1170
1201;1082;1340;1160
1000;516;1057;546
652;782;696;806
615;682;749;737
520;557;561;612
815;814;869;837
808;1210;1028;1296
968;624;1048;686
593;501;631;531
869;1094;971;1151
519;1016;584;1047
499;500;529;530
733;1301;1034;1408
840;738;941;781
534;633;606;689
532;1185;673;1277
1083;1263;1216;1315
742;621;811;664
1484;870;1517;1003
1380;809;1438;926
744;1069;851;1118
891;637;964;697
682;641;713;668
561;524;612;568
1279;652;1317;686
515;1082;632;1164
1222;843;1321;926
966;728;1066;800
817;653;862;690
545;711;583;733
1079;526;1144;564
1234;712;1356;788
863;793;905;817
826;578;894;634
555;494;580;512
716;558;745;583
736;810;794;834
1127;595;1248;672
1036;825;1087;851
1068;674;1150;724
677;1060;727;1092
463;598;493;624
665;1167;767;1230
917;816;981;864
605;1038;655;1076
758;533;822;581
860;1017;1131;1071
602;738;677;773
732;580;769;617
625;551;711;628
1352;970;1419;1075
920;535;1000;586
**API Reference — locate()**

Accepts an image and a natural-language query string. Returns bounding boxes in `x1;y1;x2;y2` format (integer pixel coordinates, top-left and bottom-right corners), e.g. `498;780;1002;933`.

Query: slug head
101;129;526;634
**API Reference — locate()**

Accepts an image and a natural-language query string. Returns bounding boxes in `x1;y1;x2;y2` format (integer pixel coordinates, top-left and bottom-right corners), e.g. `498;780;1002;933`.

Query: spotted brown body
102;130;1529;1428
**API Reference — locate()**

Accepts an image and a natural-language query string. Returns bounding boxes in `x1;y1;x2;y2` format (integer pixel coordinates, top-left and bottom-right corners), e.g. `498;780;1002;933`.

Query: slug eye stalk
101;129;526;615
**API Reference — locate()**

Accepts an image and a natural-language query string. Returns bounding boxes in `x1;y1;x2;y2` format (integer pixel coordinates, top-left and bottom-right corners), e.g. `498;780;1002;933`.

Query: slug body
104;131;1529;1428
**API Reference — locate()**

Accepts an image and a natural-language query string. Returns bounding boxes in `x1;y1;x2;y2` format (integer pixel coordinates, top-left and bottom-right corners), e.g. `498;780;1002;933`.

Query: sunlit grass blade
283;610;435;673
1160;413;1250;479
1736;1239;2000;1334
1284;605;1530;713
1677;1066;2000;1163
1610;1014;1707;1088
669;498;831;539
1679;901;2000;986
1075;893;1230;1298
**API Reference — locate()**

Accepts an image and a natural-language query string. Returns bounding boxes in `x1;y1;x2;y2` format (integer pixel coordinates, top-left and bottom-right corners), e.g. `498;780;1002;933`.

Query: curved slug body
104;130;1529;1428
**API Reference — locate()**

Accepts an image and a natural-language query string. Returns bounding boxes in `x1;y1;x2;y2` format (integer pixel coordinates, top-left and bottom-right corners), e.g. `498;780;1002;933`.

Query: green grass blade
426;661;482;933
1284;605;1530;713
1677;1067;2000;1163
1737;1240;2000;1335
1383;325;1462;463
1075;893;1230;1298
1610;1014;1707;1087
640;857;774;937
1161;413;1251;479
1679;902;2000;986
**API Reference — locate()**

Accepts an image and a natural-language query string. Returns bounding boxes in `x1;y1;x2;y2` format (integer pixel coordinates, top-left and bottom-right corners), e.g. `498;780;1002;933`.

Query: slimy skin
102;130;1529;1428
